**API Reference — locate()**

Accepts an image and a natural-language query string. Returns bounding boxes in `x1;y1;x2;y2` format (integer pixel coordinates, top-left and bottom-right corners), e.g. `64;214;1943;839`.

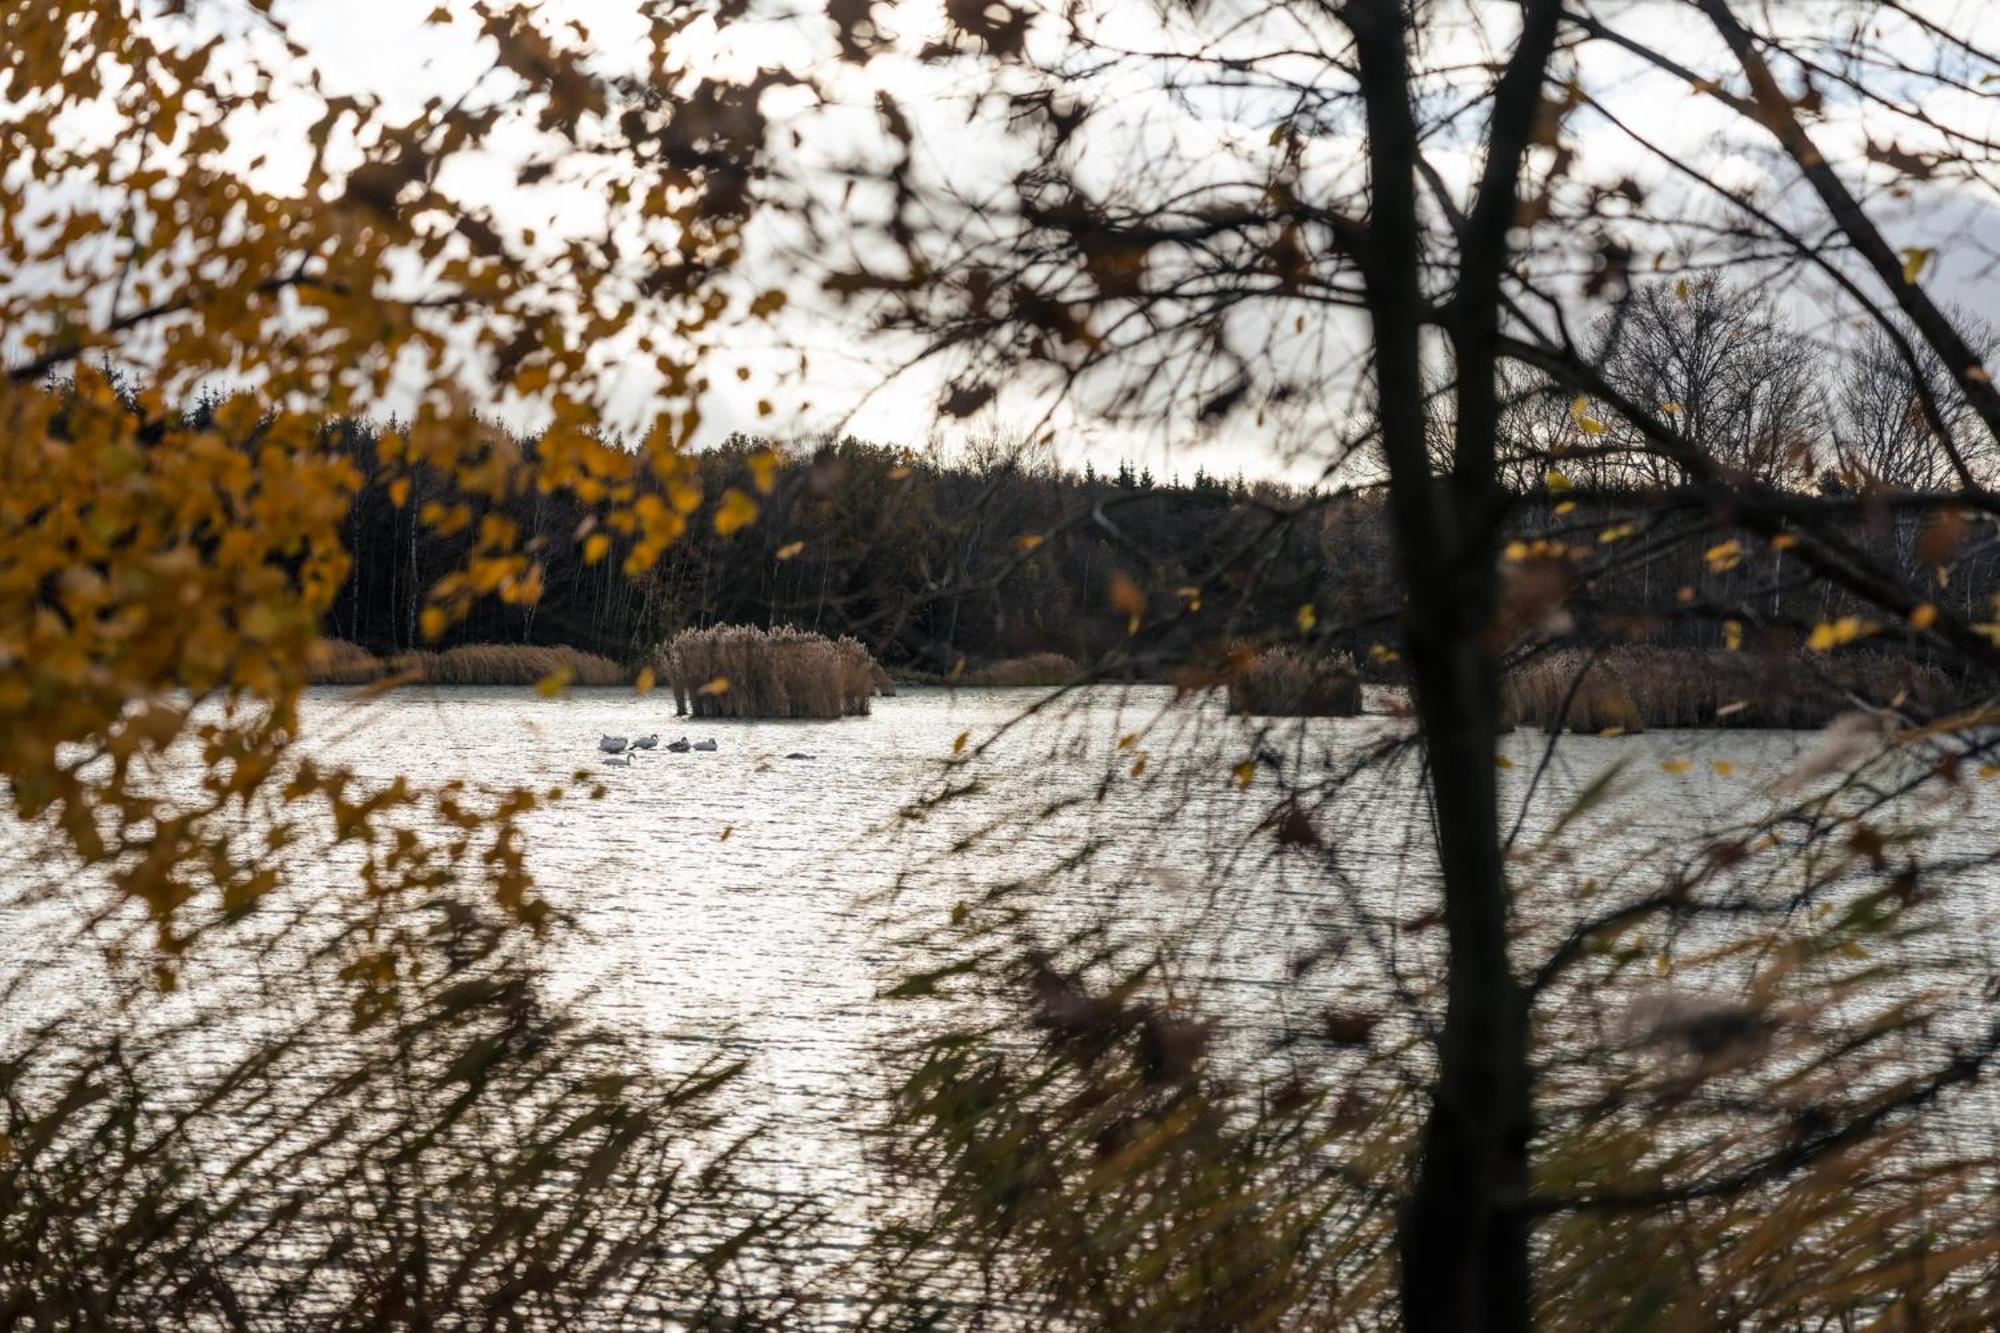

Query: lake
4;683;1995;1320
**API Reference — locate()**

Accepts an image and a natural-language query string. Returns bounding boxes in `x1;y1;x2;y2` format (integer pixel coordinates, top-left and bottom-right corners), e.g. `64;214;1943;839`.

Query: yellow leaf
1660;401;1683;415
1660;759;1691;774
388;477;410;507
1232;759;1255;791
952;730;970;755
1705;539;1743;572
775;540;805;560
1545;469;1572;492
1108;572;1145;617
1129;756;1148;778
1674;278;1690;300
420;607;447;640
1013;533;1044;551
718;825;733;841
1723;620;1743;650
1899;246;1933;285
583;533;611;564
1712;760;1734;776
697;675;729;695
1296;603;1318;632
748;448;780;495
1910;602;1938;629
634;667;656;695
1806;615;1871;652
714;487;760;537
1495;754;1514;769
535;664;574;697
1116;733;1138;750
1554;500;1576;515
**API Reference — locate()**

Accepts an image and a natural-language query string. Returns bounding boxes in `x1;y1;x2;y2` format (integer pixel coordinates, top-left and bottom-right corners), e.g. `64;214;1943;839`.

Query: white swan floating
598;734;628;754
602;752;633;767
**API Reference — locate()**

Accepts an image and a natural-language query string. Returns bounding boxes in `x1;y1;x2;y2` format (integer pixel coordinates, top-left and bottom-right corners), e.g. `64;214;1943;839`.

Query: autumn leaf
775;540;806;560
714;487;760;536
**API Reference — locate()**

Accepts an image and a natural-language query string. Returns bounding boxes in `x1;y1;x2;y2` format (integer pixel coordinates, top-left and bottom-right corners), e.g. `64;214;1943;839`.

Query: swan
602;751;633;767
665;736;692;753
631;734;660;750
785;751;813;760
598;734;628;754
692;738;718;752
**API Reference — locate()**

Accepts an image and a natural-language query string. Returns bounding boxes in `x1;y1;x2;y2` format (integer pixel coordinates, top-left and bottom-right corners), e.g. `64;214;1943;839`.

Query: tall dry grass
1226;648;1362;717
1506;645;1965;731
306;641;628;687
661;624;878;718
964;653;1080;687
305;639;387;685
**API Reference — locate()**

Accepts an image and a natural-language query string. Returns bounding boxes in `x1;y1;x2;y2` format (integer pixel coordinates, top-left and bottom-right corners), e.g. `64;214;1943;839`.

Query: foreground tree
0;3;805;1322
809;0;2000;1327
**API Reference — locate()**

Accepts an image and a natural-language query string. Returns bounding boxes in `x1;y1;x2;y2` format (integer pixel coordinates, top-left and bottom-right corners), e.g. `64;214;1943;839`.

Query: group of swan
598;733;718;762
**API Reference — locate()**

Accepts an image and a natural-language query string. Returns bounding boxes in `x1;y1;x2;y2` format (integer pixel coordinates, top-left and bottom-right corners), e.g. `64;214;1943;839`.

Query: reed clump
1227;647;1362;717
305;638;387;685
306;641;628;687
964;652;1081;687
423;644;627;687
661;624;878;718
1506;646;1964;732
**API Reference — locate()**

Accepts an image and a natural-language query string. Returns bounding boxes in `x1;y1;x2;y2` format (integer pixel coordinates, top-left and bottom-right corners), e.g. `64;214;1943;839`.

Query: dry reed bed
306;640;628;687
964;653;1081;687
1506;646;1966;732
1227;647;1362;717
661;624;878;718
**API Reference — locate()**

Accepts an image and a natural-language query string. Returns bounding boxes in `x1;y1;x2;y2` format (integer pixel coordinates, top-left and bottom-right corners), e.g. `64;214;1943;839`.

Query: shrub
1226;648;1362;717
1505;645;1967;732
660;624;878;719
963;653;1080;687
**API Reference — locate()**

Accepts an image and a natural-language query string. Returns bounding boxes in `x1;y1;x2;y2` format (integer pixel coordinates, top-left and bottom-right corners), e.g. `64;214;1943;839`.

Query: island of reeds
307;640;628;688
660;624;880;719
1504;646;1963;732
1227;647;1363;717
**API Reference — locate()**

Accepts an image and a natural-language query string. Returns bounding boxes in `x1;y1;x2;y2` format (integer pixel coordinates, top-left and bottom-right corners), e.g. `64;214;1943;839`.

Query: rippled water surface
8;683;1999;1317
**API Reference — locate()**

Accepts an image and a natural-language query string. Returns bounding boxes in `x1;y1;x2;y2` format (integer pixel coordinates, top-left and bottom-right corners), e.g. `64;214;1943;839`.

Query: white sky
18;0;2000;483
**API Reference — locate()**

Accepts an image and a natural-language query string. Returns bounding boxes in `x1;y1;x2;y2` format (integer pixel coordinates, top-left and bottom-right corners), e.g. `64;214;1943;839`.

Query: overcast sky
31;0;2000;483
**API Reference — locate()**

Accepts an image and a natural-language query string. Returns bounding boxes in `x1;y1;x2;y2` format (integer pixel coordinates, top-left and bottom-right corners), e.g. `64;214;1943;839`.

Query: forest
279;277;1999;691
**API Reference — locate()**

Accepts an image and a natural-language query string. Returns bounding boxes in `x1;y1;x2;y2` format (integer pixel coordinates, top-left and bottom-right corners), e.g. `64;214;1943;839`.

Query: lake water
5;683;1997;1320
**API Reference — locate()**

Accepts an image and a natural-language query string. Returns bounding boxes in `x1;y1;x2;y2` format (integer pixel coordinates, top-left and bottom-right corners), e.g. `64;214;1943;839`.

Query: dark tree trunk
1343;1;1560;1327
